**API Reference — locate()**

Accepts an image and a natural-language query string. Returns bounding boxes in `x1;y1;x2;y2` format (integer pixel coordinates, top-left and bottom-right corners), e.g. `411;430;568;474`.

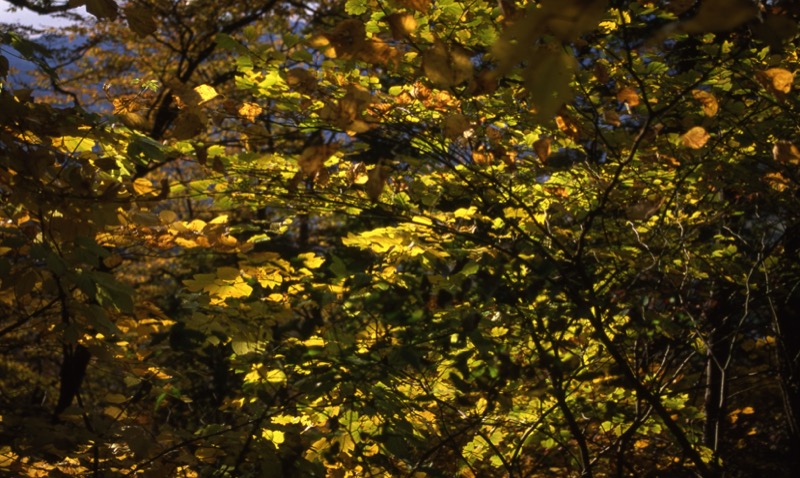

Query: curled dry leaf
773;141;800;165
691;89;718;117
681;126;710;149
756;68;794;99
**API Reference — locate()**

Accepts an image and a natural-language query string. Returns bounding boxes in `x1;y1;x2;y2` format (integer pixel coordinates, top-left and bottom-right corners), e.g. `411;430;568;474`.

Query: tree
2;0;800;476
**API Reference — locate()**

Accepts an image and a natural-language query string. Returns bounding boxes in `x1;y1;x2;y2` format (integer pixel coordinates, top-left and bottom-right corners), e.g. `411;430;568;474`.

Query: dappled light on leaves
3;0;800;476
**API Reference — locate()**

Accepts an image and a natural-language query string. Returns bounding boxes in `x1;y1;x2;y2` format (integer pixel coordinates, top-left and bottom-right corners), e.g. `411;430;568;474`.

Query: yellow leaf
411;215;433;226
304;336;325;347
159;210;178;224
238;102;262;122
133;178;155;195
262;429;285;445
681;126;710;149
265;369;286;384
741;406;754;415
298;252;325;269
193;84;218;104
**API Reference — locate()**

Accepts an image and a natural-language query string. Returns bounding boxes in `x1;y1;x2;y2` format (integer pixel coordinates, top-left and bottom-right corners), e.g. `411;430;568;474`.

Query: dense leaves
3;0;800;476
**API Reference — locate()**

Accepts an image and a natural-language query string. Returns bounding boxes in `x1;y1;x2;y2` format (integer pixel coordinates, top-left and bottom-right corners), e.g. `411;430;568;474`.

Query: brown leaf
397;0;430;12
691;89;718;117
422;40;474;88
773;141;800;165
681;126;710;149
85;0;118;20
679;0;758;33
522;46;577;119
534;137;551;162
324;19;367;59
603;110;621;126
365;165;390;202
625;196;665;221
751;14;798;47
543;0;608;42
298;144;338;176
386;13;418;39
172;109;206;140
124;4;157;37
285;68;317;93
443;113;470;139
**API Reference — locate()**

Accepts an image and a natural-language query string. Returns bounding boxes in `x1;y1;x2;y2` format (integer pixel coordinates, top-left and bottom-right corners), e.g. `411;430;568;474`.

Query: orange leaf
616;87;640;106
756;68;794;99
691;89;718;117
681;126;710;149
534;137;551;162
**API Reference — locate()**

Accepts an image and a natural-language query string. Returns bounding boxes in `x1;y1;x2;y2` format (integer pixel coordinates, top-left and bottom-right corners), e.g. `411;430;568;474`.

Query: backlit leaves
691;89;718;117
756;68;794;100
422;40;474;88
681;126;710;149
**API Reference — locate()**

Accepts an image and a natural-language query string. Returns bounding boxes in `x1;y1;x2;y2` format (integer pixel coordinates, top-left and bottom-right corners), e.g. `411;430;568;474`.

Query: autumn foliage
2;0;800;476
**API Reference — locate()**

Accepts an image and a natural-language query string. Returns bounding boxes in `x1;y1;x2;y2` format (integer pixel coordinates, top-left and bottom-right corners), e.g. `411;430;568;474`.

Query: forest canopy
2;0;800;476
